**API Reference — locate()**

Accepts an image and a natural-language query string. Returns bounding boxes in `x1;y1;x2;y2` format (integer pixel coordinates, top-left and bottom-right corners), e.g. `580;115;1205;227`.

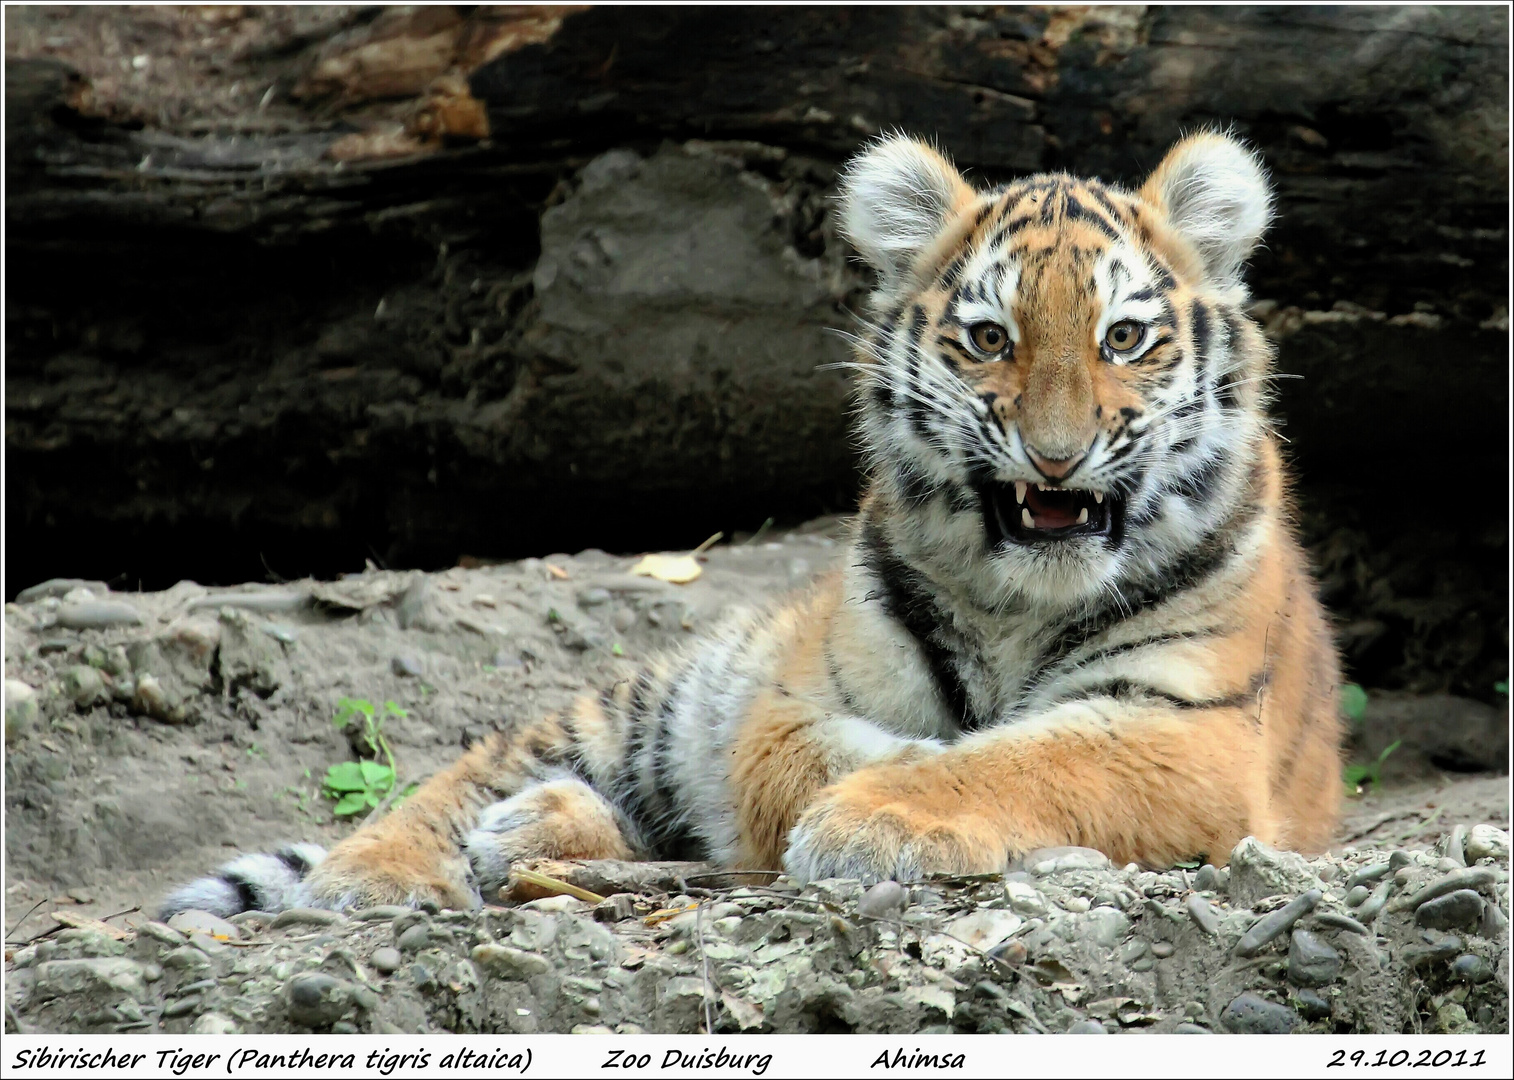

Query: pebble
188;590;309;613
4;679;39;742
391;654;424;677
1344;885;1372;908
1481;901;1508;938
1355;881;1393;922
985;939;1027;967
1449;954;1494;983
55;600;143;629
1066;1020;1107;1033
1062;896;1091;913
1291;988;1332;1020
285;972;350;1028
1025;846;1111;875
1228;837;1321;907
62;665;107;707
945;909;1023;951
165;909;241;941
472;943;550;980
1118;939;1148;964
1287;929;1343;986
190;1012;239;1035
1390;867;1496;913
1465;824;1510;863
262;623;299;644
520;895;585;914
1150;941;1175;958
1174;1022;1211;1033
1347;863;1391;889
271;908;347;930
611;608;635;633
1222;992;1299;1034
1403;933;1462;968
1083;907;1130;948
1388;850;1412;871
577;587;612;608
1440;825;1468;867
396;923;433;952
352;905;412;922
857;880;909;920
1312;912;1370;936
1003;880;1047;917
370;947;403;976
1193;864;1221;892
1414;889;1485;931
16;578;111;604
1235;889;1321;957
1186;894;1221;936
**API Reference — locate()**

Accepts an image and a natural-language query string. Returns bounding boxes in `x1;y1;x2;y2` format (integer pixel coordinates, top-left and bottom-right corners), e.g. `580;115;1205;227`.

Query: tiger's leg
782;701;1276;883
463;775;644;900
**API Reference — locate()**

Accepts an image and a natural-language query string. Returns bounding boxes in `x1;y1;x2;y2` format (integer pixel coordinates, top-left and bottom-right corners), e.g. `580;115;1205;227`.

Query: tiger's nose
1025;443;1087;482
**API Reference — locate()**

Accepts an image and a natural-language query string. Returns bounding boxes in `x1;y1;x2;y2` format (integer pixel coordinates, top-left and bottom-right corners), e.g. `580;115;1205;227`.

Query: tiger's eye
970;322;1008;354
1104;320;1145;353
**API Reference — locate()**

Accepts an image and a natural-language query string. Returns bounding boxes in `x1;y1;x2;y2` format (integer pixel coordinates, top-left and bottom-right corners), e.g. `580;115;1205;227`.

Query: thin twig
4;897;48;943
695;900;716;1035
1397;806;1445;843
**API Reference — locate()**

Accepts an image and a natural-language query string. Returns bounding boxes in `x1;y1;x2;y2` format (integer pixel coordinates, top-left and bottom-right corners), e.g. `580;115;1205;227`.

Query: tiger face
840;133;1275;608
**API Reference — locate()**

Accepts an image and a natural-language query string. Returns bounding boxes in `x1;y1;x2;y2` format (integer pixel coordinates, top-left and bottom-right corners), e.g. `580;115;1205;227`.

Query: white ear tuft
1139;132;1272;295
837;135;975;285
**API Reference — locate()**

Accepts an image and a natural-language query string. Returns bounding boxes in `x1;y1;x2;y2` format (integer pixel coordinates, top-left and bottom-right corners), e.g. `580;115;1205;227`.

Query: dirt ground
3;519;1509;1034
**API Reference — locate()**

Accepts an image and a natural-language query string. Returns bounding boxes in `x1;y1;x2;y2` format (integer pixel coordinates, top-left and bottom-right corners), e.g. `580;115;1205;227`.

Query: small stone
1186;894;1221;936
945;909;1023;951
1235;889;1322;957
1449;954;1493;983
472;593;498;608
1083;907;1130;948
1003;880;1047;917
4;679;39;743
165;909;241;941
1174;1022;1211;1033
1317;863;1340;883
1436;857;1461;873
1355;881;1393;922
55;599;142;629
611;607;635;633
391;654;424;677
1291;988;1332;1020
1465;824;1510;863
1388;850;1412;871
1392;867;1496;913
352;905;413;922
1415;889;1485;930
1440;824;1469;867
285;972;350;1028
1066;1019;1107;1033
396;923;432;952
520;895;585;914
1118;939;1149;964
1062;896;1091;913
62;665;107;707
1024;846;1111;875
1150;941;1175;959
271;908;347;930
190;1012;239;1034
1347;863;1391;889
577;587;612;608
1344;885;1370;907
858;880;909;920
1222;992;1299;1034
985;939;1027;967
1287;929;1343;986
370;947;403;976
472;943;550;980
594;894;638;923
1193;864;1221;892
1184;1001;1206;1019
1312;912;1370;936
1481;900;1508;938
1403;933;1462;968
1229;837;1322;907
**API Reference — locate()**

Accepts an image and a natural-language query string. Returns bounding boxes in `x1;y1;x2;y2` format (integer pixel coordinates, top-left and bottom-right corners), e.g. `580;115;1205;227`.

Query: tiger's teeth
1094;492;1104;504
1077;508;1089;525
1021;508;1034;529
1015;481;1027;504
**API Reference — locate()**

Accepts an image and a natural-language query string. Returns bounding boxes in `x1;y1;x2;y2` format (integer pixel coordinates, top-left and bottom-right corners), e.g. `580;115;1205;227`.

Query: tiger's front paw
303;826;479;913
465;778;637;900
782;781;1008;885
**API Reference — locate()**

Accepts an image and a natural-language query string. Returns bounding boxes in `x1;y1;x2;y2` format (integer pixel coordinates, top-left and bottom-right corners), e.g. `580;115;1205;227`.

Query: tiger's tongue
1025;488;1080;530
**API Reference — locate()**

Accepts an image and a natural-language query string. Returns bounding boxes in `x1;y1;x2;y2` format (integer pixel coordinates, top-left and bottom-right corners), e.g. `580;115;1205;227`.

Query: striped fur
159;132;1342;914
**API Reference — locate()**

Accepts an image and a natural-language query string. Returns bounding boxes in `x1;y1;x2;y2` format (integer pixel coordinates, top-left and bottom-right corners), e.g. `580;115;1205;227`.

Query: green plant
323;697;406;817
1340;682;1368;722
1344;739;1401;798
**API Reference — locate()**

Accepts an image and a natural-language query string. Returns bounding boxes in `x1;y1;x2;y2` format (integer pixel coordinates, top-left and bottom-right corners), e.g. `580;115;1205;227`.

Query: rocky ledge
6;831;1509;1036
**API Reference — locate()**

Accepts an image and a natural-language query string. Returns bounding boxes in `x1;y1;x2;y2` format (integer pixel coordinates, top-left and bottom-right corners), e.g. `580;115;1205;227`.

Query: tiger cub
160;131;1341;918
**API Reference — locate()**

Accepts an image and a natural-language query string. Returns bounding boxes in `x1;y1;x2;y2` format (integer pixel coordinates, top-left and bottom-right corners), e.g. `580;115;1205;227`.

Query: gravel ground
4;520;1510;1034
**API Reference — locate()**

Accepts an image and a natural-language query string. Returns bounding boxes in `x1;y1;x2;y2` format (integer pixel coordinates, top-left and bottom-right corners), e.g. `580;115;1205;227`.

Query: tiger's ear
1139;132;1272;297
838;135;977;286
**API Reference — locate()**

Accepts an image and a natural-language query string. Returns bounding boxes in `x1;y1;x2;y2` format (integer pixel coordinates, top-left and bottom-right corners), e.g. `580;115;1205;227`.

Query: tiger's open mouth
979;480;1124;546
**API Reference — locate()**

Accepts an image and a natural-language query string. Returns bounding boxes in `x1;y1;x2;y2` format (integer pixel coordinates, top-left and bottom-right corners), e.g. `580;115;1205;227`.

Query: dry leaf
629;553;702;584
545;563;570;580
49;911;131;940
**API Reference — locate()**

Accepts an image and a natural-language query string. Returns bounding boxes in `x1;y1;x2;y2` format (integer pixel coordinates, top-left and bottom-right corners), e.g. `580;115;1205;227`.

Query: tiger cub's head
839;132;1275;605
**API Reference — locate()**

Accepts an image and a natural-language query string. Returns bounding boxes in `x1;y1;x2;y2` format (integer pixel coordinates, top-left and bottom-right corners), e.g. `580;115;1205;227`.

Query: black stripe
646;669;700;857
219;872;261;913
275;848;313;875
860;518;989;730
826;646;862;715
1063;195;1121;239
1079;627;1226;665
1056;673;1264;712
1167;449;1229;503
894;459;936;508
1189;298;1212;376
902;305;935;444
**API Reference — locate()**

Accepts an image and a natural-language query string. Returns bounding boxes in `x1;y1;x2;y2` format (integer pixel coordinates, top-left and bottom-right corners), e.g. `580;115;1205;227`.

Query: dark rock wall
4;5;1508;696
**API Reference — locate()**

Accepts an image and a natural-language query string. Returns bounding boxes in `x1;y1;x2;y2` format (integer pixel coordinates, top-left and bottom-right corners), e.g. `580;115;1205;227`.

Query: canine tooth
1015;481;1027;504
1021;508;1034;529
1077;508;1089;525
1094;492;1104;504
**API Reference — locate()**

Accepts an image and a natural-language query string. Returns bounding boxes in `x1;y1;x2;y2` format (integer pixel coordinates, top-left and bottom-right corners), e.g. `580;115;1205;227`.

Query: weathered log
4;5;1507;696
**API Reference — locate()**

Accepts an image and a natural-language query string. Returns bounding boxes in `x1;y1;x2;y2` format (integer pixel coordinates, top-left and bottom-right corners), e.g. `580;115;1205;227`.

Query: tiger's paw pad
783;793;1004;885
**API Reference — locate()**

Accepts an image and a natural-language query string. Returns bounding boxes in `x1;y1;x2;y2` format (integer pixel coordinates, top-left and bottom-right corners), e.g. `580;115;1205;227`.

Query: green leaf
359;760;394;788
323;761;368;792
364;790;382;808
611;642;624;657
1340;683;1368;722
384;701;408;718
332;792;368;816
